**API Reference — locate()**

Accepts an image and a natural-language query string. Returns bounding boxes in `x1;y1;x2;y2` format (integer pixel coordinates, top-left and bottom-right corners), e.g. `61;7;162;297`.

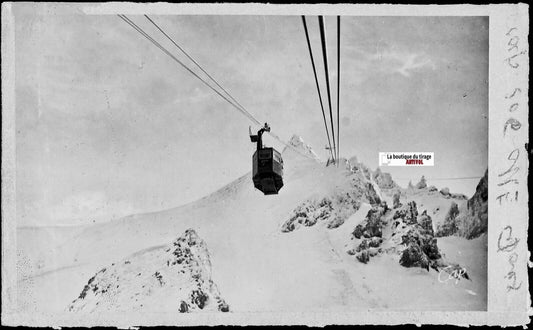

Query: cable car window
258;150;271;159
273;152;281;163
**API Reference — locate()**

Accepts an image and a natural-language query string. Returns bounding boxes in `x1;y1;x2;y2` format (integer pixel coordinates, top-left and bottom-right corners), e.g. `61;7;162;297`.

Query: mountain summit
283;134;320;161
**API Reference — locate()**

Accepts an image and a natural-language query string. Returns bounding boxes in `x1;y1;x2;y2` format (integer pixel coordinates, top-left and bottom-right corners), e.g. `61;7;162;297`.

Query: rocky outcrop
459;170;488;239
281;197;335;232
435;202;460;237
352;203;388;240
435;170;488;239
393;191;402;209
372;168;399;190
390;202;466;277
282;167;382;233
349;203;388;263
392;201;418;225
347;200;469;280
418;210;435;236
439;187;468;201
68;229;229;313
415;176;427;189
439;187;450;197
450;193;468;200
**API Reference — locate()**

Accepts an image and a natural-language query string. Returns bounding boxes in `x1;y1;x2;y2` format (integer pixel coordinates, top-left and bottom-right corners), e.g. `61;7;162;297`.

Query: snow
382;186;469;231
17;136;487;316
67;229;229;313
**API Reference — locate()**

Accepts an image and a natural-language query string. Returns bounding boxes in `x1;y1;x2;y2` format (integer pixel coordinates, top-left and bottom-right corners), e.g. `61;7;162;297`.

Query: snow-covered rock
283;135;320;161
68;229;229;313
372;168;399;190
389;202;467;277
463;169;488;238
392;190;402;209
435;202;460;237
344;199;470;282
281;163;382;232
440;187;450;197
415;176;427;189
435;170;488;239
351;204;388;240
349;204;388;263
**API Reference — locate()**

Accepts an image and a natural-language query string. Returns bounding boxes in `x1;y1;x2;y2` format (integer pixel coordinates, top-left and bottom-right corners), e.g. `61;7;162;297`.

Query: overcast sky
13;6;488;225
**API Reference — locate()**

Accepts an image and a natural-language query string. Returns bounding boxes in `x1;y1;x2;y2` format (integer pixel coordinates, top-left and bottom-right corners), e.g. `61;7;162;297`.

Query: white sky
13;6;488;225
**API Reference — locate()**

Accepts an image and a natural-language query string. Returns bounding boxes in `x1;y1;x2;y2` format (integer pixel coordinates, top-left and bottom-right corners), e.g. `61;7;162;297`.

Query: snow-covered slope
17;136;487;316
68;229;229;313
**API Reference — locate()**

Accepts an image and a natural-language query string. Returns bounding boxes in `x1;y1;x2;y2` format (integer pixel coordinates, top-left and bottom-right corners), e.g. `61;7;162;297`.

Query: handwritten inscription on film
496;26;526;293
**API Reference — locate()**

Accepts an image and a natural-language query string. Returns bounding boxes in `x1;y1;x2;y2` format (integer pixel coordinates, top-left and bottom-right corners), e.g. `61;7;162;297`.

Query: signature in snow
438;265;468;285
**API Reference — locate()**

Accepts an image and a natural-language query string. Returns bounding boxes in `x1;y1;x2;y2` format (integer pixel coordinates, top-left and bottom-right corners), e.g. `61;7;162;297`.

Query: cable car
250;123;284;195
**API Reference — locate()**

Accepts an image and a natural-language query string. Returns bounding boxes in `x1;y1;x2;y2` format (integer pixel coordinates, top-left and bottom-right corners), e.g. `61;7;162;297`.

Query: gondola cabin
250;124;284;195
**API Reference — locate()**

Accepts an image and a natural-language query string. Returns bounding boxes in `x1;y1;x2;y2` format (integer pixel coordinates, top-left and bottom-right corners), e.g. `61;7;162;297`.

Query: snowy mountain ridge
68;229;229;313
17;134;488;315
284;134;321;161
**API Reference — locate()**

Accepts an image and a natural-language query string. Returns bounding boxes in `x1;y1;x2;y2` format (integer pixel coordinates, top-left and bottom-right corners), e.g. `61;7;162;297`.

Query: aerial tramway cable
301;16;335;162
318;16;337;163
118;14;316;161
118;14;258;124
144;15;253;123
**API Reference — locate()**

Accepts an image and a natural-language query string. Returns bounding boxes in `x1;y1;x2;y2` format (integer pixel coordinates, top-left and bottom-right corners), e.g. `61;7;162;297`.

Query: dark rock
191;289;209;309
363;206;386;237
469;170;488;208
380;201;389;212
394;202;418;223
394;201;418;224
350;205;387;263
450;193;468;200
365;183;381;205
462;169;488;239
356;250;370;264
281;221;296;233
393;191;402;209
400;244;430;270
435;171;487;239
435;202;459;237
179;300;189;313
422;237;441;260
218;301;230;312
352;224;364;239
153;271;164;286
395;203;442;270
418;210;434;236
